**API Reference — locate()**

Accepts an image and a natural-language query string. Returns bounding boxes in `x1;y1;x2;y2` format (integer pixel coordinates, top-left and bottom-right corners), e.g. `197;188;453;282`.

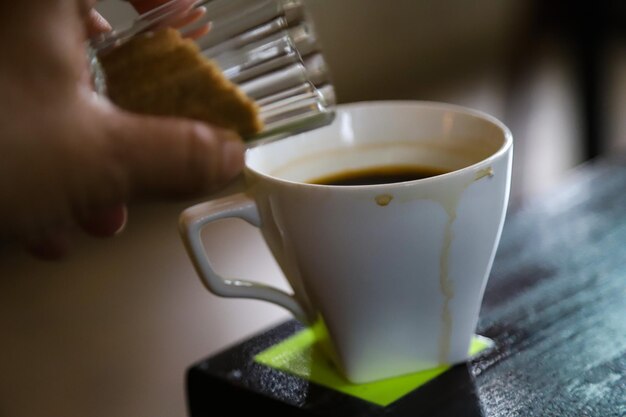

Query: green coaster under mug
255;327;492;407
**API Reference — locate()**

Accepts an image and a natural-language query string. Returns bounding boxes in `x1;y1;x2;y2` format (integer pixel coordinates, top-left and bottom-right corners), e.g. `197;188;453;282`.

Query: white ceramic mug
180;101;513;383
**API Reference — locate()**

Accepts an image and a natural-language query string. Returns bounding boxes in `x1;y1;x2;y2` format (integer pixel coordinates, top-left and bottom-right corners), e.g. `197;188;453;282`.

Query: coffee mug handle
179;193;309;324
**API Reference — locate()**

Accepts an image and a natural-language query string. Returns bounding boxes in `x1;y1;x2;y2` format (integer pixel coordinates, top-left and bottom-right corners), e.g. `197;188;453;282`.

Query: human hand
0;0;244;259
127;0;210;40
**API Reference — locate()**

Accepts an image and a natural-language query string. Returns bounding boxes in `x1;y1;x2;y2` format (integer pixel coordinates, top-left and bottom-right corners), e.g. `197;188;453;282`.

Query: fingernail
80;204;128;238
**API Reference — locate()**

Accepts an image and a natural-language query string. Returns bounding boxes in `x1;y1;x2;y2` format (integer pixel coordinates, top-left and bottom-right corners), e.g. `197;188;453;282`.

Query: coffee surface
309;165;449;186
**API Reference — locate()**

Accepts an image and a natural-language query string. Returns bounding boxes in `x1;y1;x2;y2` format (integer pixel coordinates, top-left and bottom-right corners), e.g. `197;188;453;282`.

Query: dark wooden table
187;159;626;416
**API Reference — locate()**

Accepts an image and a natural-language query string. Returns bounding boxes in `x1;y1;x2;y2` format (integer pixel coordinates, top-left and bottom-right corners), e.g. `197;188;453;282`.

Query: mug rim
244;100;513;189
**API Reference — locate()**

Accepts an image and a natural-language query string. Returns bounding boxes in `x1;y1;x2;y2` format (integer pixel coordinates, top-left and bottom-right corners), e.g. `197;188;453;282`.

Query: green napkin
255;327;492;406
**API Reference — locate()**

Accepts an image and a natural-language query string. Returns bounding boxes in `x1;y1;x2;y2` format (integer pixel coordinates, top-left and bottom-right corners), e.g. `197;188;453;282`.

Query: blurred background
2;1;626;417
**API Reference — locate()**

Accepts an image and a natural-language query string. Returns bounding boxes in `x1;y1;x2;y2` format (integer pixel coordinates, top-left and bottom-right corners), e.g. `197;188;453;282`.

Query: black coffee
309;165;449;186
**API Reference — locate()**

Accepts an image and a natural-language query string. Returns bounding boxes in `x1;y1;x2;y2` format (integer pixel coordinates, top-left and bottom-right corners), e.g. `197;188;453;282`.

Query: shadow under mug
180;101;513;383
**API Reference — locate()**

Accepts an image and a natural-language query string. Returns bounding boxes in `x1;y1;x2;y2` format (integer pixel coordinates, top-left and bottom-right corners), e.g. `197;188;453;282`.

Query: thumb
105;111;245;198
128;0;195;14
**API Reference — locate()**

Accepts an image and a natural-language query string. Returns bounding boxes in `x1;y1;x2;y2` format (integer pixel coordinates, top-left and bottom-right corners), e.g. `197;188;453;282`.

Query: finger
26;231;71;261
128;0;207;38
129;0;194;15
180;23;210;40
179;8;211;41
153;2;206;33
25;205;127;261
78;0;97;17
107;112;245;198
79;204;128;237
171;6;206;29
85;9;112;37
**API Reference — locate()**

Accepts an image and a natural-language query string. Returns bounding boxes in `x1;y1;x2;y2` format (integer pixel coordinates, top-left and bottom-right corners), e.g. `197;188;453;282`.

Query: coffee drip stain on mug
475;167;495;181
375;194;393;206
436;165;495;364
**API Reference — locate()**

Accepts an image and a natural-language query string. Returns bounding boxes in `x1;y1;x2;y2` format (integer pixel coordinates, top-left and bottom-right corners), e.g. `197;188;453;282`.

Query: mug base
187;320;493;416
